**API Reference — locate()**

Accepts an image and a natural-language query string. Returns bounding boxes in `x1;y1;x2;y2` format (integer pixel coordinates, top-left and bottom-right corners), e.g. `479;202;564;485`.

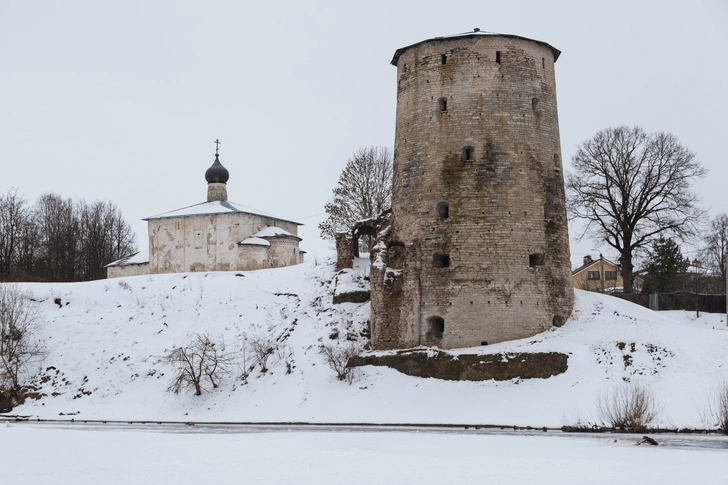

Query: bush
163;333;231;396
596;382;659;431
244;331;275;374
320;343;359;383
0;284;47;402
706;381;728;434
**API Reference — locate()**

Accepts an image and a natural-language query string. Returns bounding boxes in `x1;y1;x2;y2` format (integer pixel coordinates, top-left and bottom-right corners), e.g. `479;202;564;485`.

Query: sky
1;0;726;267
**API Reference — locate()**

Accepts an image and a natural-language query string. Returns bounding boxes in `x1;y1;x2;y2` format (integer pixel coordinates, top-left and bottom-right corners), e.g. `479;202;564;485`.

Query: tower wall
371;34;574;350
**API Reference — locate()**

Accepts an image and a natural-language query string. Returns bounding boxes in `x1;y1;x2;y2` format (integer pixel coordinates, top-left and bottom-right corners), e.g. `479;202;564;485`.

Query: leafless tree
163;333;232;396
0;190;136;282
567;126;707;293
319;146;392;248
0;190;32;280
0;285;47;397
703;213;728;281
320;343;359;383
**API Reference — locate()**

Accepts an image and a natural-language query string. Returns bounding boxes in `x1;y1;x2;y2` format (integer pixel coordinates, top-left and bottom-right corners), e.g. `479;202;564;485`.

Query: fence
612;291;726;313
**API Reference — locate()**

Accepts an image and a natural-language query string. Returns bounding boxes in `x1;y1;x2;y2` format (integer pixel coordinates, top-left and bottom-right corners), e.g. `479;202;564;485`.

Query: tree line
0;189;137;282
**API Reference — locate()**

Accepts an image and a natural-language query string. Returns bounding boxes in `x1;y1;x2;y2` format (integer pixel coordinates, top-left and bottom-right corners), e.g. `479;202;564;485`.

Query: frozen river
1;422;726;484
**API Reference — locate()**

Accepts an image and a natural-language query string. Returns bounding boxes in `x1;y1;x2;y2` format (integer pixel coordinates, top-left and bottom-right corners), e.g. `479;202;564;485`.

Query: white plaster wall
106;263;150;279
238;245;269;270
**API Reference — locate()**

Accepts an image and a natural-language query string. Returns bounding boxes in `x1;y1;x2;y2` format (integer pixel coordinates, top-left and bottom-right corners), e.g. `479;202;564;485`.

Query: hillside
4;258;728;428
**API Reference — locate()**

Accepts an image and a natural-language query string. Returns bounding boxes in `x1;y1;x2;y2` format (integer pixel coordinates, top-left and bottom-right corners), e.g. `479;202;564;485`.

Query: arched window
438;97;447;112
462;146;474;162
426;316;445;339
437;202;449;219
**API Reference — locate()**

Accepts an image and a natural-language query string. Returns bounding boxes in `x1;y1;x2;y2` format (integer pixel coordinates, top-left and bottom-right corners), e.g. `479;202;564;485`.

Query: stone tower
369;31;574;350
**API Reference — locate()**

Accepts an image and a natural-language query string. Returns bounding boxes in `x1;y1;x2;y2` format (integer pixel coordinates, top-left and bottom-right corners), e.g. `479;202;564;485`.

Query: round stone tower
370;31;574;350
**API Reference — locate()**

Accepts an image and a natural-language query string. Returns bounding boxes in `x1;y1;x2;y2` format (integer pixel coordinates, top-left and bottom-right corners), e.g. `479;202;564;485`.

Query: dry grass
596;382;660;431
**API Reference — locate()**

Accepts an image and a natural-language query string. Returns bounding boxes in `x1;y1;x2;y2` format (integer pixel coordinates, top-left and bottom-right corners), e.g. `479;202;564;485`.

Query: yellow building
572;255;623;292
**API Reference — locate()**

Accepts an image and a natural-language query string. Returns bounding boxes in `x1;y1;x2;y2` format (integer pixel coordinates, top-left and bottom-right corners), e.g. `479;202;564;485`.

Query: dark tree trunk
620;252;634;294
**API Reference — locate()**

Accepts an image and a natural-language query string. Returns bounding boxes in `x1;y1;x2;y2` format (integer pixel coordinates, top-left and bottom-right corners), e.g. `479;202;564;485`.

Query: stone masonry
369;32;574;350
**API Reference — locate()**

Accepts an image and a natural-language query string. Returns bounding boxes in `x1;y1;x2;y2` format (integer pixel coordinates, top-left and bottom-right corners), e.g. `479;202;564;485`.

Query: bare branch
566;126;706;293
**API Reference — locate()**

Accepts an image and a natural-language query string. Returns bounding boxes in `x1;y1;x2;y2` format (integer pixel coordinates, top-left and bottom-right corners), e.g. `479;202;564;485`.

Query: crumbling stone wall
370;33;574;350
335;232;354;271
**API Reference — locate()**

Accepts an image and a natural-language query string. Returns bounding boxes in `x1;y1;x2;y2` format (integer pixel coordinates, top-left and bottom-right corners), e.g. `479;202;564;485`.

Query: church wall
267;237;300;268
238;245;269;270
106;263;150;279
148;212;301;274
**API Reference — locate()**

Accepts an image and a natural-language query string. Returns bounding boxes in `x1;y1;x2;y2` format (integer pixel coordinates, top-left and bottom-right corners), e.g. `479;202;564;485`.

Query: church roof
205;154;230;184
253;226;300;239
104;250;150;268
239;237;271;246
143;200;302;226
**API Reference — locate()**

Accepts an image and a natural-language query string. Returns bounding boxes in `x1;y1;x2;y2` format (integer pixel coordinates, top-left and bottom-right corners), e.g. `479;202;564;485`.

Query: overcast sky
1;0;726;267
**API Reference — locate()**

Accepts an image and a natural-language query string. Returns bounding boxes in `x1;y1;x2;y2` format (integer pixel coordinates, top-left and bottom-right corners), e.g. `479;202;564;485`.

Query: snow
143;200;301;225
1;424;727;485
253;226;298;238
3;258;728;430
104;250;149;267
238;237;270;246
333;256;370;295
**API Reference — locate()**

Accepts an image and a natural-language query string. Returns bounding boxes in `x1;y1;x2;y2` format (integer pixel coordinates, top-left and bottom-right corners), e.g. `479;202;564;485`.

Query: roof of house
143;200;302;226
572;257;620;276
104;251;150;268
391;31;561;66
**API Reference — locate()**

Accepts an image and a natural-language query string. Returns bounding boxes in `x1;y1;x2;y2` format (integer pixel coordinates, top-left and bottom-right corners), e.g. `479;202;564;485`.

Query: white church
105;146;305;278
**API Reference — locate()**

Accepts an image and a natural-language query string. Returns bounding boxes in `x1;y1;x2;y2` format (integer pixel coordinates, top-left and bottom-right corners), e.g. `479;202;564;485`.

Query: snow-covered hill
4;258;728;428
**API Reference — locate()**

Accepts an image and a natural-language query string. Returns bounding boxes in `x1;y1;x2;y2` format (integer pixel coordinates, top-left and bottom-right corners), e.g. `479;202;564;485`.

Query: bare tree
0;190;137;282
0;190;32;280
703;213;728;281
567;126;707;293
163;334;232;396
319;146;392;248
0;285;47;399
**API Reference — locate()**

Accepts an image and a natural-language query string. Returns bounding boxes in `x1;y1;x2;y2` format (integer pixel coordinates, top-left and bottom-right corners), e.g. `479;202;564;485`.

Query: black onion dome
205;154;229;183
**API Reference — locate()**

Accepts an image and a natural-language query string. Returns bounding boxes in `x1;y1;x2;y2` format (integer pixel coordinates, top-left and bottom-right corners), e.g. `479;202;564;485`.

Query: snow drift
3;257;728;428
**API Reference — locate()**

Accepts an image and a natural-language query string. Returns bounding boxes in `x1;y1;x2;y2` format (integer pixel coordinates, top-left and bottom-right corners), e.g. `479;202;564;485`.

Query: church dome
205;154;229;184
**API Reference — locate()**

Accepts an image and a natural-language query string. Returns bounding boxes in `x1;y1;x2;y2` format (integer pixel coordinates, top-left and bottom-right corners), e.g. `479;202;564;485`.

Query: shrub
0;285;47;400
163;333;231;396
706;381;728;434
596;382;659;431
320;343;359;383
243;331;275;374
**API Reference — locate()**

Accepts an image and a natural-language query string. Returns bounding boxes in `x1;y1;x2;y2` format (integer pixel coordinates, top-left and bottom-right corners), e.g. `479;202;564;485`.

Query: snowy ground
3;257;728;429
1;423;727;485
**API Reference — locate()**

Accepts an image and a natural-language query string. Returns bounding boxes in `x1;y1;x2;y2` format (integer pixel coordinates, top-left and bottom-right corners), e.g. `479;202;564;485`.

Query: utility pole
725;248;727;326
